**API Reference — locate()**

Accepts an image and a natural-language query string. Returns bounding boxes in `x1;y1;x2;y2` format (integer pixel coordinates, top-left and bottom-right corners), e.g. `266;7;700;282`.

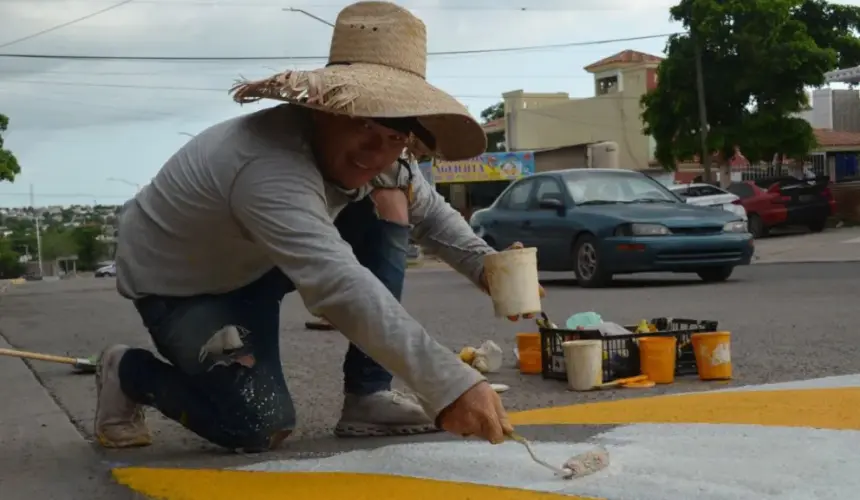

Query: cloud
0;0;678;202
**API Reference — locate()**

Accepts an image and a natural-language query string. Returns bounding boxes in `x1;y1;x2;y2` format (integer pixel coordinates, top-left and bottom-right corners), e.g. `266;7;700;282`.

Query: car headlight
615;223;672;237
723;221;748;233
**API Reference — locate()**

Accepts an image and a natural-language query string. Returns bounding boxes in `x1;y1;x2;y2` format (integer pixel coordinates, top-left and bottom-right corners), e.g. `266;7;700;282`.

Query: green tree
40;228;77;260
480;102;504;122
641;0;859;183
71;224;105;270
6;231;37;256
480;102;506;153
0;238;24;278
0;113;21;182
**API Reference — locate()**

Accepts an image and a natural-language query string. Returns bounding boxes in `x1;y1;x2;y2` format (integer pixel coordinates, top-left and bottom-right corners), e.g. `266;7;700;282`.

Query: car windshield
564;171;681;205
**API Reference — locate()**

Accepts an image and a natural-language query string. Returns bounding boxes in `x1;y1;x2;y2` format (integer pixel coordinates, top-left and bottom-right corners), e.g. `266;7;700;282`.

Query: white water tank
587;141;619;169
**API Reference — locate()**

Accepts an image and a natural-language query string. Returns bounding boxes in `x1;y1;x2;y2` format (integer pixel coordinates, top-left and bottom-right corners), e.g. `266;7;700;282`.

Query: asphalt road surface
1;262;858;495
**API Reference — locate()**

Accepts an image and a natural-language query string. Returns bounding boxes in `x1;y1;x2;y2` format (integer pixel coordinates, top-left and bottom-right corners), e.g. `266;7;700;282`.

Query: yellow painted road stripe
509;387;860;429
113;468;602;500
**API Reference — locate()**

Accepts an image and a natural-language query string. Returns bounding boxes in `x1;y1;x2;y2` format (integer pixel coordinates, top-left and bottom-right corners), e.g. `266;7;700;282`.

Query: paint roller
507;432;609;480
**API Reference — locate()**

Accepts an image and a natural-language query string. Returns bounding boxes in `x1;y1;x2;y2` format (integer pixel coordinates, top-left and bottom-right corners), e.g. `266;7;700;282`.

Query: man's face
311;112;409;190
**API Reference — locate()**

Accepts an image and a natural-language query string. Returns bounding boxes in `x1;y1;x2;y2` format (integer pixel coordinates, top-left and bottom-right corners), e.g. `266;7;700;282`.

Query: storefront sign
422;151;536;184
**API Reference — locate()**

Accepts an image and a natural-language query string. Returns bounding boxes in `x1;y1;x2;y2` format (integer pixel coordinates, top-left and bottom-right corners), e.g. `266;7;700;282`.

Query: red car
726;177;836;238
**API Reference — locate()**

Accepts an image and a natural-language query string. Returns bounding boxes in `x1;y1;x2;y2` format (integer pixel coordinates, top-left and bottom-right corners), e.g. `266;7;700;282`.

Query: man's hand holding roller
436;381;513;444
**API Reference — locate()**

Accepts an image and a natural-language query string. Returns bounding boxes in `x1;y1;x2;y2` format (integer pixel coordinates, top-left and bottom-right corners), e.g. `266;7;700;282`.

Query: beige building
497;50;663;170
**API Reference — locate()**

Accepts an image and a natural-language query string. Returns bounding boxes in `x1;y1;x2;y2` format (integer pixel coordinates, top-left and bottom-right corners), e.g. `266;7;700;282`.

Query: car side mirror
538;197;564;211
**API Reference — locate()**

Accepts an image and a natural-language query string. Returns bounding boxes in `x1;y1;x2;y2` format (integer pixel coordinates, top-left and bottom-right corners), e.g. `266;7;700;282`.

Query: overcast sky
0;0;711;206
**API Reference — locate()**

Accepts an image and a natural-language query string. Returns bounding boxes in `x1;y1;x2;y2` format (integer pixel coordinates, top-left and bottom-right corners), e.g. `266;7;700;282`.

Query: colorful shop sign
422;151;536;184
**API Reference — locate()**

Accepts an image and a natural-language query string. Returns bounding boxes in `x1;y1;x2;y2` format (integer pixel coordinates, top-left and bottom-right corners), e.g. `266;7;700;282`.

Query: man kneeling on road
95;1;535;452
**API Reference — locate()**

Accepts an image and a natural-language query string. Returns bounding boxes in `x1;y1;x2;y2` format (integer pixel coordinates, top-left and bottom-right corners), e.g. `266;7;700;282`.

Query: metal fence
730;153;828;182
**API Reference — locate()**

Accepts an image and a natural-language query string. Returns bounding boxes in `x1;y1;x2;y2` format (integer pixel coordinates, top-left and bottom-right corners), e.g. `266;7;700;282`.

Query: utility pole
693;29;712;184
29;184;44;277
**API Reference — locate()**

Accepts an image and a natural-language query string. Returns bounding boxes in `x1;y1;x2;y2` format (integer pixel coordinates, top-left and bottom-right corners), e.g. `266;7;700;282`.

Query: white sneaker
335;390;441;437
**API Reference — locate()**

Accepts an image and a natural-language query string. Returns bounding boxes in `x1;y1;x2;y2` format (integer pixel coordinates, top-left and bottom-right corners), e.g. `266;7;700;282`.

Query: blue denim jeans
117;196;408;451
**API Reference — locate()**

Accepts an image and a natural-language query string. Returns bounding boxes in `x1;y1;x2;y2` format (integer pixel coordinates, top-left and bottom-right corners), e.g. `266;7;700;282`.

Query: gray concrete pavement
1;250;860;497
0;335;136;500
753;226;860;264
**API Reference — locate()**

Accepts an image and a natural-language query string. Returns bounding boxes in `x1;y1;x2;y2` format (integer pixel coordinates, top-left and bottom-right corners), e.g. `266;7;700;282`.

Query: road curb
752;259;860;265
0;335;120;499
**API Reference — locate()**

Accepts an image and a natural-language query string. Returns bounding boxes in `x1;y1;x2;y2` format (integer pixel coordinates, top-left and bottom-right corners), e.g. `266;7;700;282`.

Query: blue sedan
469;168;754;287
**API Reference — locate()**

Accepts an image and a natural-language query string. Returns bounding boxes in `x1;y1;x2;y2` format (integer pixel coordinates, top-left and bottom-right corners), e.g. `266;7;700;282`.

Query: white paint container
563;340;603;391
482;247;541;318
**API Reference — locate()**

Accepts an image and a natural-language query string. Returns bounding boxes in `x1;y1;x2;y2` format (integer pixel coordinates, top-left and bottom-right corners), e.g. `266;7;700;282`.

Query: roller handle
0;347;79;365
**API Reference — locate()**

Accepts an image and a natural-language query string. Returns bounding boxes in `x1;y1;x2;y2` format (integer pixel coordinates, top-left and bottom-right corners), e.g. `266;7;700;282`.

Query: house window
597;76;619;95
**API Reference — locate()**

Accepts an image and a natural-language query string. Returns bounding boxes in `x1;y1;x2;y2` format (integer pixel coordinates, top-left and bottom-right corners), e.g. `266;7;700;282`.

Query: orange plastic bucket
638;337;677;384
516;332;542;374
691;331;732;380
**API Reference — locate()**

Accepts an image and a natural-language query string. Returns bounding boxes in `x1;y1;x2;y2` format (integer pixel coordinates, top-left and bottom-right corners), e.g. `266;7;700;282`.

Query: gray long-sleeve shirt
115;104;494;417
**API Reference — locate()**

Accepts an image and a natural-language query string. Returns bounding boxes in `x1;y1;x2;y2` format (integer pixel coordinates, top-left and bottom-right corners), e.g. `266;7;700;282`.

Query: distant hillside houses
0;204;121;235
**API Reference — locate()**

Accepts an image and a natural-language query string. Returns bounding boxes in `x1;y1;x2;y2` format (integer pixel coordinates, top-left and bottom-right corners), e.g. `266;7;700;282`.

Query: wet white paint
237;375;860;499
242;424;860;500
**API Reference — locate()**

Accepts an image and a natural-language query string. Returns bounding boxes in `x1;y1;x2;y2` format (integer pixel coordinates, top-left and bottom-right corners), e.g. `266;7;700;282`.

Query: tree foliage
71;224;105;270
480;102;506;153
480;102;504;123
0;238;24;278
0;113;21;182
641;0;860;173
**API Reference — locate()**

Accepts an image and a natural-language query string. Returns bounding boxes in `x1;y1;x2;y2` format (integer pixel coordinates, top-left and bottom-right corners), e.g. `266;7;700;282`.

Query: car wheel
697;266;734;283
748;214;768;238
573;234;611;288
807;218;827;233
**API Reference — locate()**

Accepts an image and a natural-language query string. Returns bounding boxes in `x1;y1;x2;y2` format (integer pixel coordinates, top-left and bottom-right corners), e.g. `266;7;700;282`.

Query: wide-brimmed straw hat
229;1;487;161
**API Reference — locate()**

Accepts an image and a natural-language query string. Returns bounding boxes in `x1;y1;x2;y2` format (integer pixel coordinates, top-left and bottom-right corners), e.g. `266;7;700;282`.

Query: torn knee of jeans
374;207;410;226
198;325;255;369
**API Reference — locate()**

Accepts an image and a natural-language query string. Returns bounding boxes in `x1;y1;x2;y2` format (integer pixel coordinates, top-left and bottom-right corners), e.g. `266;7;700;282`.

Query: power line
0;32;676;61
2;78;647;100
3;68;596;79
0;0;674;10
0;0;135;50
111;1;672;10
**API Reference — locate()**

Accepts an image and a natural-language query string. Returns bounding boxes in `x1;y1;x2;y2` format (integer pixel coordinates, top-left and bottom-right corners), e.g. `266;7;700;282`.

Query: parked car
469;169;754;288
95;263;116;278
725;177;835;238
668;183;747;221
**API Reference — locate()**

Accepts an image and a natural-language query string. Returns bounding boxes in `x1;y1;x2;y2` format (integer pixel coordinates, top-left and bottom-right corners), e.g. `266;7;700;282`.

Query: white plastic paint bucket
482;247;541;318
563;340;603;391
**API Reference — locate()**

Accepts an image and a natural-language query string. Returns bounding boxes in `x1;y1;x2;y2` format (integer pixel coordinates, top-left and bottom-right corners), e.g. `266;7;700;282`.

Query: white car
669;183;748;221
95;262;116;278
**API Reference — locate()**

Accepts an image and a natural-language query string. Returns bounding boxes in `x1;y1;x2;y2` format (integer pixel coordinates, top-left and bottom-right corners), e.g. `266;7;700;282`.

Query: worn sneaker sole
95;433;153;449
94;345;153;449
304;321;336;331
334;421;442;437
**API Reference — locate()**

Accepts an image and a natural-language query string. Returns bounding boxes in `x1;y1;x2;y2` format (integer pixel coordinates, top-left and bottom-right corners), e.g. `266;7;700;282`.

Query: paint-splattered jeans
117;196;407;451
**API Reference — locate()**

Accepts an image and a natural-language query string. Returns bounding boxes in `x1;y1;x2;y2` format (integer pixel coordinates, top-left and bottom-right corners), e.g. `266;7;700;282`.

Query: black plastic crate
539;317;719;382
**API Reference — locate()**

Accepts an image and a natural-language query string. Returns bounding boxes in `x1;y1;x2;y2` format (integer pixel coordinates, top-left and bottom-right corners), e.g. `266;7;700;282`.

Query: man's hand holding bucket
480;241;547;322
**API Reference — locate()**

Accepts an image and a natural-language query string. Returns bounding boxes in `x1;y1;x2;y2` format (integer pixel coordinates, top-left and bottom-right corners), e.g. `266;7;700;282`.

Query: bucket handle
536;312;556;329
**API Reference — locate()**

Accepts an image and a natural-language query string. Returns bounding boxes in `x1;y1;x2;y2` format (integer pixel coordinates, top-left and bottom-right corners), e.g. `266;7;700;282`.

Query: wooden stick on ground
0;347;97;372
